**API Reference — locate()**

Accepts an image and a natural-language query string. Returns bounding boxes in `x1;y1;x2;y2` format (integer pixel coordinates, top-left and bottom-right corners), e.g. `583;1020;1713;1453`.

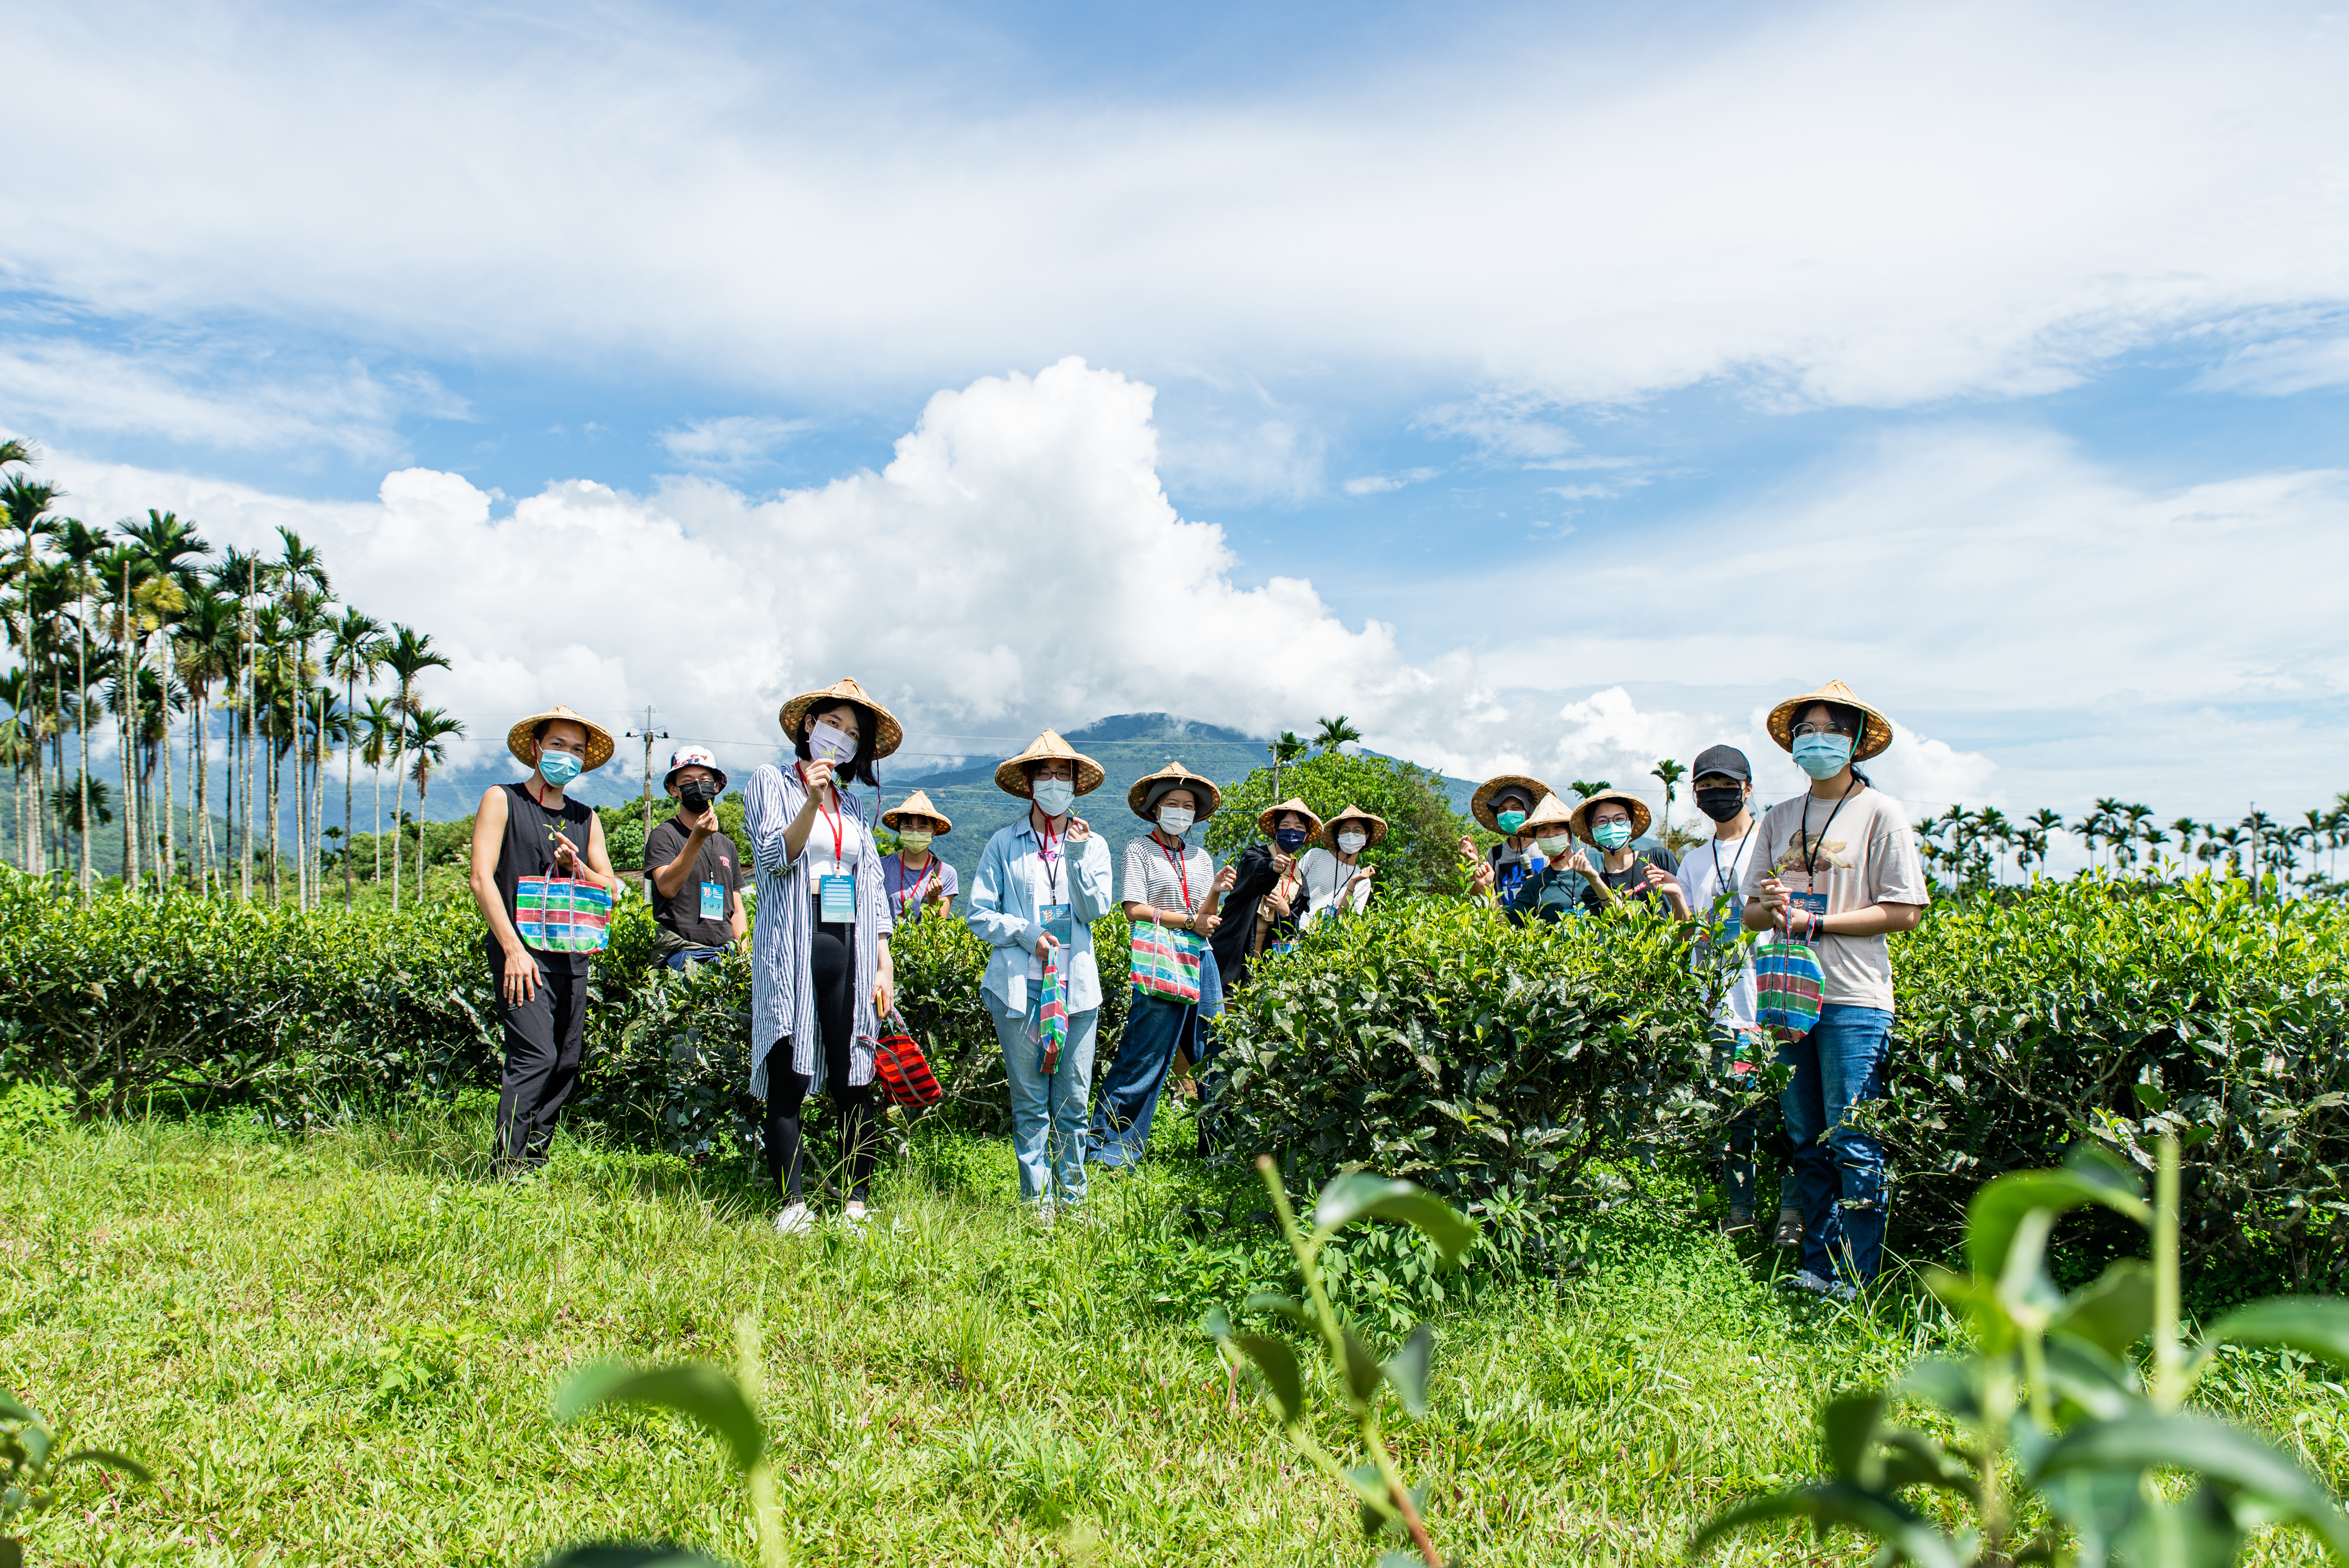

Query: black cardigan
1208;843;1282;993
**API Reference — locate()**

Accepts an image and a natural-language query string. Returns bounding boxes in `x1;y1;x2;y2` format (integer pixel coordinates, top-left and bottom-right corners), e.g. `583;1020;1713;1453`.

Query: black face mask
679;781;721;812
1695;787;1747;824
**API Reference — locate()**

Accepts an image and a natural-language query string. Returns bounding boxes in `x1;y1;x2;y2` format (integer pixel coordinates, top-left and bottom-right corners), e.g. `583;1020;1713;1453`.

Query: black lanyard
1711;829;1754;904
1799;779;1861;882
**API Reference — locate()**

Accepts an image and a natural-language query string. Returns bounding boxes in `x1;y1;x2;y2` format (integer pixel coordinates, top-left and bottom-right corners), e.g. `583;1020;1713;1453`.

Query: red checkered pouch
874;1010;942;1109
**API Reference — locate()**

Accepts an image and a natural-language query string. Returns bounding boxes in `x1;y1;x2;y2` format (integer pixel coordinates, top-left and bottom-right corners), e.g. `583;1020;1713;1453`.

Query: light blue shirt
967;813;1116;1016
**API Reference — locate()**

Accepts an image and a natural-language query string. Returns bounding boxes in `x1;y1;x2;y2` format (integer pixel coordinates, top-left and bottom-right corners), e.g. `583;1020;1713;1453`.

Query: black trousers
494;962;589;1166
765;924;878;1203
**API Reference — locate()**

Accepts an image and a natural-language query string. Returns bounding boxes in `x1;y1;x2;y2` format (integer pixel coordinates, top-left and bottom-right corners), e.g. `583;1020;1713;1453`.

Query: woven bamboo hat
880;789;952;835
1128;762;1221;821
1521;792;1577;838
1321;803;1389;850
1256;796;1323;839
1568;788;1651;846
1471;773;1552;833
994;729;1106;797
506;705;615;771
1766;679;1894;762
779;676;904;760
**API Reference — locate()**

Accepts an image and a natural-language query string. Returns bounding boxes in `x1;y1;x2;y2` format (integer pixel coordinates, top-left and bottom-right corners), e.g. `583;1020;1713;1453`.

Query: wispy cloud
656;414;815;470
1342;466;1440;496
0;337;465;459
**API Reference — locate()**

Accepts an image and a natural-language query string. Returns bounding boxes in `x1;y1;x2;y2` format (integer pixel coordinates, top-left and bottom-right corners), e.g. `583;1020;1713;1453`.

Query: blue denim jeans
1714;1026;1780;1213
663;947;730;972
1779;1003;1893;1284
1088;995;1197;1168
992;1001;1100;1208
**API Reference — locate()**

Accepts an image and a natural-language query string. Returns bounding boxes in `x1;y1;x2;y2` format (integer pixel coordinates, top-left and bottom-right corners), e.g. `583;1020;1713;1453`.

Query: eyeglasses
1791;721;1853;739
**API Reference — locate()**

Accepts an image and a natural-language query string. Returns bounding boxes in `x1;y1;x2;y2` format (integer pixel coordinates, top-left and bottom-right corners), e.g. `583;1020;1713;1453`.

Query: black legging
765;923;878;1203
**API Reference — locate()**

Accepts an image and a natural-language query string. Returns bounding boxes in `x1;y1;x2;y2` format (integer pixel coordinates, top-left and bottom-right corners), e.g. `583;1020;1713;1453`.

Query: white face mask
1537;834;1572;857
808;720;857;766
1337;830;1367;855
1157;806;1195;836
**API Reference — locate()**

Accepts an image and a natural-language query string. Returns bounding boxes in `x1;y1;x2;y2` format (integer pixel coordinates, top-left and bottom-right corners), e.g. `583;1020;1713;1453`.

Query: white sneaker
774;1202;813;1235
843;1201;871;1227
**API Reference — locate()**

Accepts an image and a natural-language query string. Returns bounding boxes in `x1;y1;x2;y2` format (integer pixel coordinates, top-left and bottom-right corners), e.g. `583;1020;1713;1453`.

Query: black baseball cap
1691;744;1751;783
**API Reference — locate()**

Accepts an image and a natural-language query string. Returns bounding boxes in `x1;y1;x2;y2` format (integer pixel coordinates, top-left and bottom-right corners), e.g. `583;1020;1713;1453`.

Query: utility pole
625;707;667;859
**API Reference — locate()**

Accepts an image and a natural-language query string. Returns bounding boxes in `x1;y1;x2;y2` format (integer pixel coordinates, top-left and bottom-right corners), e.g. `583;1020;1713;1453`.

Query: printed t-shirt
1739;785;1930;1013
884;851;959;922
1299;846;1372;918
643;817;745;950
1676;829;1761;1028
1581;844;1681;914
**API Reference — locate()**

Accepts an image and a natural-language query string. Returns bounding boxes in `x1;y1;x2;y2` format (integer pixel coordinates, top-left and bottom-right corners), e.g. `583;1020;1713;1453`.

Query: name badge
699;880;726;920
1792;889;1828;940
1039;901;1073;948
819;873;856;923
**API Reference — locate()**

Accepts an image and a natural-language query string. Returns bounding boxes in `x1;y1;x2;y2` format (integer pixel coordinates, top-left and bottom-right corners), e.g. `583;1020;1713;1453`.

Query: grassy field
6;1099;2349;1566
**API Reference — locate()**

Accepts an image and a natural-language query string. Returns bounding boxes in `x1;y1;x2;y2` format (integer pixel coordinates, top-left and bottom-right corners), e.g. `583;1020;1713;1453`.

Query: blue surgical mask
1496;810;1527;834
1792;732;1855;780
537;750;582;788
1031;779;1076;816
1594;821;1632;851
1274;826;1308;852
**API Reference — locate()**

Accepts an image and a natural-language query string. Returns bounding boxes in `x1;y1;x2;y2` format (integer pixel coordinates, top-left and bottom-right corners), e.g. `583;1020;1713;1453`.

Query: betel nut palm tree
1313;715;1362;753
360;694;399;890
401;707;466;899
327;610;387;908
1651;758;1686;848
1;471;63;874
121;510;210;894
380;625;450;913
55;518;111;895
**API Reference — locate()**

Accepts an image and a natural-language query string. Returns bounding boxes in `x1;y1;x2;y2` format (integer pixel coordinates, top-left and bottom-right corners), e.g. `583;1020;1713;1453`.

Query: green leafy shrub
1205;749;1475;897
1883;876;2349;1290
1207;897;1715;1258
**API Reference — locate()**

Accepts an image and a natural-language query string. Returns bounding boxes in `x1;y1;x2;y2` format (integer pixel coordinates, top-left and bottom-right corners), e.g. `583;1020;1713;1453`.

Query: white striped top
743;763;894;1097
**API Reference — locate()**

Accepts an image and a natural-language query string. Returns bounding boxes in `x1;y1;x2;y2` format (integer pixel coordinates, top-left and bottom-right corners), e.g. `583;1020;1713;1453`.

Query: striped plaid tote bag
1752;938;1825;1038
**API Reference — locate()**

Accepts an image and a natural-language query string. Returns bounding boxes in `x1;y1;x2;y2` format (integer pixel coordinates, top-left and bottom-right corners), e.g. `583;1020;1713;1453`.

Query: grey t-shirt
1741;786;1930;1012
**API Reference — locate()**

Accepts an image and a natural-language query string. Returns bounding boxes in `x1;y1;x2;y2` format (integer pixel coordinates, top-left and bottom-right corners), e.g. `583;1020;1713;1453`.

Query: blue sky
11;0;2349;839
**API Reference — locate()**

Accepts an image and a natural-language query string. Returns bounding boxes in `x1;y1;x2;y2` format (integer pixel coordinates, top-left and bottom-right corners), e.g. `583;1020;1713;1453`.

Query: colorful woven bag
1038;950;1069;1076
874;1010;942;1109
1752;938;1825;1038
514;875;612;953
1128;919;1204;1007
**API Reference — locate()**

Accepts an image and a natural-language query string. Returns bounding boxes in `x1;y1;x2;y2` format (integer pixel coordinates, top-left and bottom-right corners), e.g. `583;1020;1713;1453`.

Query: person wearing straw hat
1499;792;1590;925
744;677;903;1234
1739;680;1930;1298
1466;774;1550;906
644;744;748;971
1565;788;1689;917
1228;798;1323;975
966;729;1117;1218
880;790;958;923
466;704;620;1173
1088;762;1234;1171
1301;804;1383;921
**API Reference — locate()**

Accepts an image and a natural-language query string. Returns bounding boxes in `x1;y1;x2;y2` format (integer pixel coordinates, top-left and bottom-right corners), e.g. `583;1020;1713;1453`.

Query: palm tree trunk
76;591;91;895
389;684;408;913
371;754;383;891
267;726;282;906
312;708;327;910
191;692;208;895
291;699;306;909
414;771;426;899
119;567;138;895
158;638;175;894
344;675;356;909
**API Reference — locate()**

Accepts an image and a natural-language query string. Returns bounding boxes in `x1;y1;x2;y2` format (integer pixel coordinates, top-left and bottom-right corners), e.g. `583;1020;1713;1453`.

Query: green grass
6;1102;2349;1566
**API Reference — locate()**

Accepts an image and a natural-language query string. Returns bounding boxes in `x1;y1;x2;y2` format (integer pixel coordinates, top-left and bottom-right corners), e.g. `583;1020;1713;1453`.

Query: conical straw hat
994;729;1106;797
1765;679;1894;762
880;788;953;835
1521;791;1576;837
1471;773;1551;833
1256;796;1323;839
1568;789;1652;846
1127;762;1222;821
778;676;904;759
1320;803;1389;849
506;704;615;771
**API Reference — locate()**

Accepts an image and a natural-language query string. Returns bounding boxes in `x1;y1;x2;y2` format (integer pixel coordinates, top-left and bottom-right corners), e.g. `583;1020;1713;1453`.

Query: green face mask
1594;821;1633;851
897;829;933;853
1496;810;1527;834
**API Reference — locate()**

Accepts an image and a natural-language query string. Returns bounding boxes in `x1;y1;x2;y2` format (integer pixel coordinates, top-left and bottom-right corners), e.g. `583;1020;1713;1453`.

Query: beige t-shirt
1740;785;1929;1012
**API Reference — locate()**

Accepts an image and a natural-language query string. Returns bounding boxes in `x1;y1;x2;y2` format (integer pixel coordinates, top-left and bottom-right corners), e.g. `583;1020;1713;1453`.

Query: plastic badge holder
699;880;726;920
818;872;856;923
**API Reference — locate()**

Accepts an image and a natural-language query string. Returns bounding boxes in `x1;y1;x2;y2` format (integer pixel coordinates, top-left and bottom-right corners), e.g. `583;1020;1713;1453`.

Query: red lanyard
1034;818;1063;902
897;854;930;910
799;764;846;864
1158;836;1192;910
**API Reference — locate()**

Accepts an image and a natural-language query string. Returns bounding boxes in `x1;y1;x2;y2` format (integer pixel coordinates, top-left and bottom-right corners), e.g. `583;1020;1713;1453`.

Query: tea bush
1881;875;2349;1290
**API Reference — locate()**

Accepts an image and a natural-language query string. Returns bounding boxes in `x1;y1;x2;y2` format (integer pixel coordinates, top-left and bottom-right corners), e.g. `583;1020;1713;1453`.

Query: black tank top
487;780;597;974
